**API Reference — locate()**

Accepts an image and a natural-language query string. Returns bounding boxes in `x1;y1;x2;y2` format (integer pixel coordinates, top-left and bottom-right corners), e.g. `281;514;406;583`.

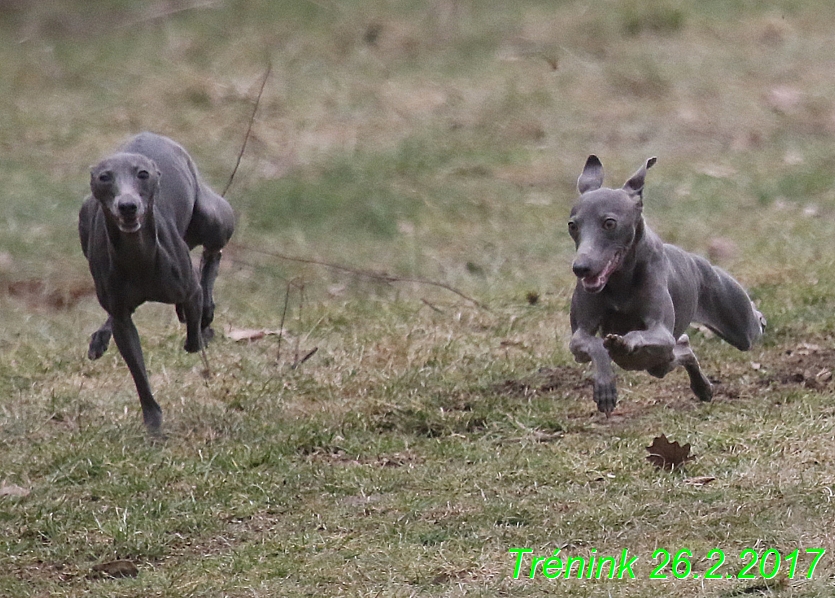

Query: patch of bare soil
6;278;95;310
494;365;591;397
11;560;76;584
759;342;834;391
89;560;138;579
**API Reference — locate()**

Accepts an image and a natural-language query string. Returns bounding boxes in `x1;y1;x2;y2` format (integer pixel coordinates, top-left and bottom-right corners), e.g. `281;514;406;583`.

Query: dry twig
233;243;489;310
276;280;292;363
292;347;318;370
222;63;272;198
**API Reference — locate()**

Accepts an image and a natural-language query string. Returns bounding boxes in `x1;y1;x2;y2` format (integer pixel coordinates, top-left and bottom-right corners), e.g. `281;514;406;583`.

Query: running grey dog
567;155;764;414
79;132;235;433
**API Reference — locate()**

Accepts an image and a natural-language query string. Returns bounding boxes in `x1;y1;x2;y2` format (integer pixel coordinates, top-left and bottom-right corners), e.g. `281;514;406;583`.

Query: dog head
568;155;656;294
90;153;161;234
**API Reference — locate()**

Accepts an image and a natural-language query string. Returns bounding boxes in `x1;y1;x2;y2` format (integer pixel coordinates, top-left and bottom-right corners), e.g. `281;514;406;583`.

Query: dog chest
599;306;647;337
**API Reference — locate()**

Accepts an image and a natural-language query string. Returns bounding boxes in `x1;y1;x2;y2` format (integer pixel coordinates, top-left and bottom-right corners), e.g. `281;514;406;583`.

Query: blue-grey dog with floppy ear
567;155;765;414
79;132;234;433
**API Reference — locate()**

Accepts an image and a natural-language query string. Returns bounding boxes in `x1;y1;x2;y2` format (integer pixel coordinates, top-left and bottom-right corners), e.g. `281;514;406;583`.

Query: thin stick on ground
294;281;305;366
291;347;318;370
421;298;443;313
233;243;489;310
290;283;318;369
276;280;292;363
199;346;212;381
222;62;272;198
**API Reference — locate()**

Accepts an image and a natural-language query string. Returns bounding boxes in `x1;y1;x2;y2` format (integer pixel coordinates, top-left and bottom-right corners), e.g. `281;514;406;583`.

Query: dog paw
88;330;112;360
201;326;215;343
603;334;632;356
183;337;202;353
593;380;618;415
690;376;713;402
142;407;164;436
753;303;767;333
201;302;215;331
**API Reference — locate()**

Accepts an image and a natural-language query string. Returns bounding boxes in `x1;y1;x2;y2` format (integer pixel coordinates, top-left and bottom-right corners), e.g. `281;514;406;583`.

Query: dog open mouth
118;218;141;233
580;251;622;294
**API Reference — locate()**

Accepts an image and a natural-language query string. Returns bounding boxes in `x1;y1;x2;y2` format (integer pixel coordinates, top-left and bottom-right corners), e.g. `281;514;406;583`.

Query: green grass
3;1;835;596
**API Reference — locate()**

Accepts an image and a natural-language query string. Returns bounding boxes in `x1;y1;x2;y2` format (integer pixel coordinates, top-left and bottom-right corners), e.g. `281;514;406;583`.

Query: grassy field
3;0;835;596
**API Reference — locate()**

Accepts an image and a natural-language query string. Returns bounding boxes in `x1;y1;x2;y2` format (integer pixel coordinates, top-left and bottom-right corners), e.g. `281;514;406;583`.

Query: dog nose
118;201;138;217
572;261;592;278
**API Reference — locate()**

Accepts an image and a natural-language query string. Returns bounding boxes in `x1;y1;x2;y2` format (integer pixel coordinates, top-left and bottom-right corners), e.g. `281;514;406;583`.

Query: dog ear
149;169;162;200
622;156;657;202
577;155;604;194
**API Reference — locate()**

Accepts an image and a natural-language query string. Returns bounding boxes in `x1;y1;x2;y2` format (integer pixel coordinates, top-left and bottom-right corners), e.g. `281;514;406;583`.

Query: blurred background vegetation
3;0;835;314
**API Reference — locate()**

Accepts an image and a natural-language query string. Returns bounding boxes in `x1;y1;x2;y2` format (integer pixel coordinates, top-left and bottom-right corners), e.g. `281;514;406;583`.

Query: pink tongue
583;272;606;289
581;255;618;291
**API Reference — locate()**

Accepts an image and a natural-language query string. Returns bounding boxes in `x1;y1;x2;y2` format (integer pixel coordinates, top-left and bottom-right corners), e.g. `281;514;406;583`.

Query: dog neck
602;216;655;292
104;208;159;272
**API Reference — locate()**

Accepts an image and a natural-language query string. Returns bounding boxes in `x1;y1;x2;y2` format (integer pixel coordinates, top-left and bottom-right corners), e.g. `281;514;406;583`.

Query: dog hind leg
671;334;712;401
186;186;234;342
180;287;204;354
88;316;113;360
694;260;764;351
198;248;222;339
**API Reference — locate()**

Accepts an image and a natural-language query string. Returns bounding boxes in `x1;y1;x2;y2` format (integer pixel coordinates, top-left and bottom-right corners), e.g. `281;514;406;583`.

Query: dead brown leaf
225;327;285;342
684;476;716;486
525;291;540;305
646;434;694;471
0;481;30;497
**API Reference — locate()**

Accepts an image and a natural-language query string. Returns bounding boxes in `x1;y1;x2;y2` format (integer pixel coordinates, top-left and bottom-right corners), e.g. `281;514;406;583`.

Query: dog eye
98;172;112;183
568;221;578;235
137;170;150;180
603;218;617;231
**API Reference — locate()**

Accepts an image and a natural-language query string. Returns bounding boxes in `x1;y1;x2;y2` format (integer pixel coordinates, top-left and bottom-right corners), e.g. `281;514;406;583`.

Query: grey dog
79;132;235;433
567;155;765;414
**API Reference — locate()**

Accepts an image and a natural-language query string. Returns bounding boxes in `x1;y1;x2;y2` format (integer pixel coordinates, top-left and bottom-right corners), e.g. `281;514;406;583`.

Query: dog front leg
110;316;163;433
603;326;676;372
570;328;618;414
